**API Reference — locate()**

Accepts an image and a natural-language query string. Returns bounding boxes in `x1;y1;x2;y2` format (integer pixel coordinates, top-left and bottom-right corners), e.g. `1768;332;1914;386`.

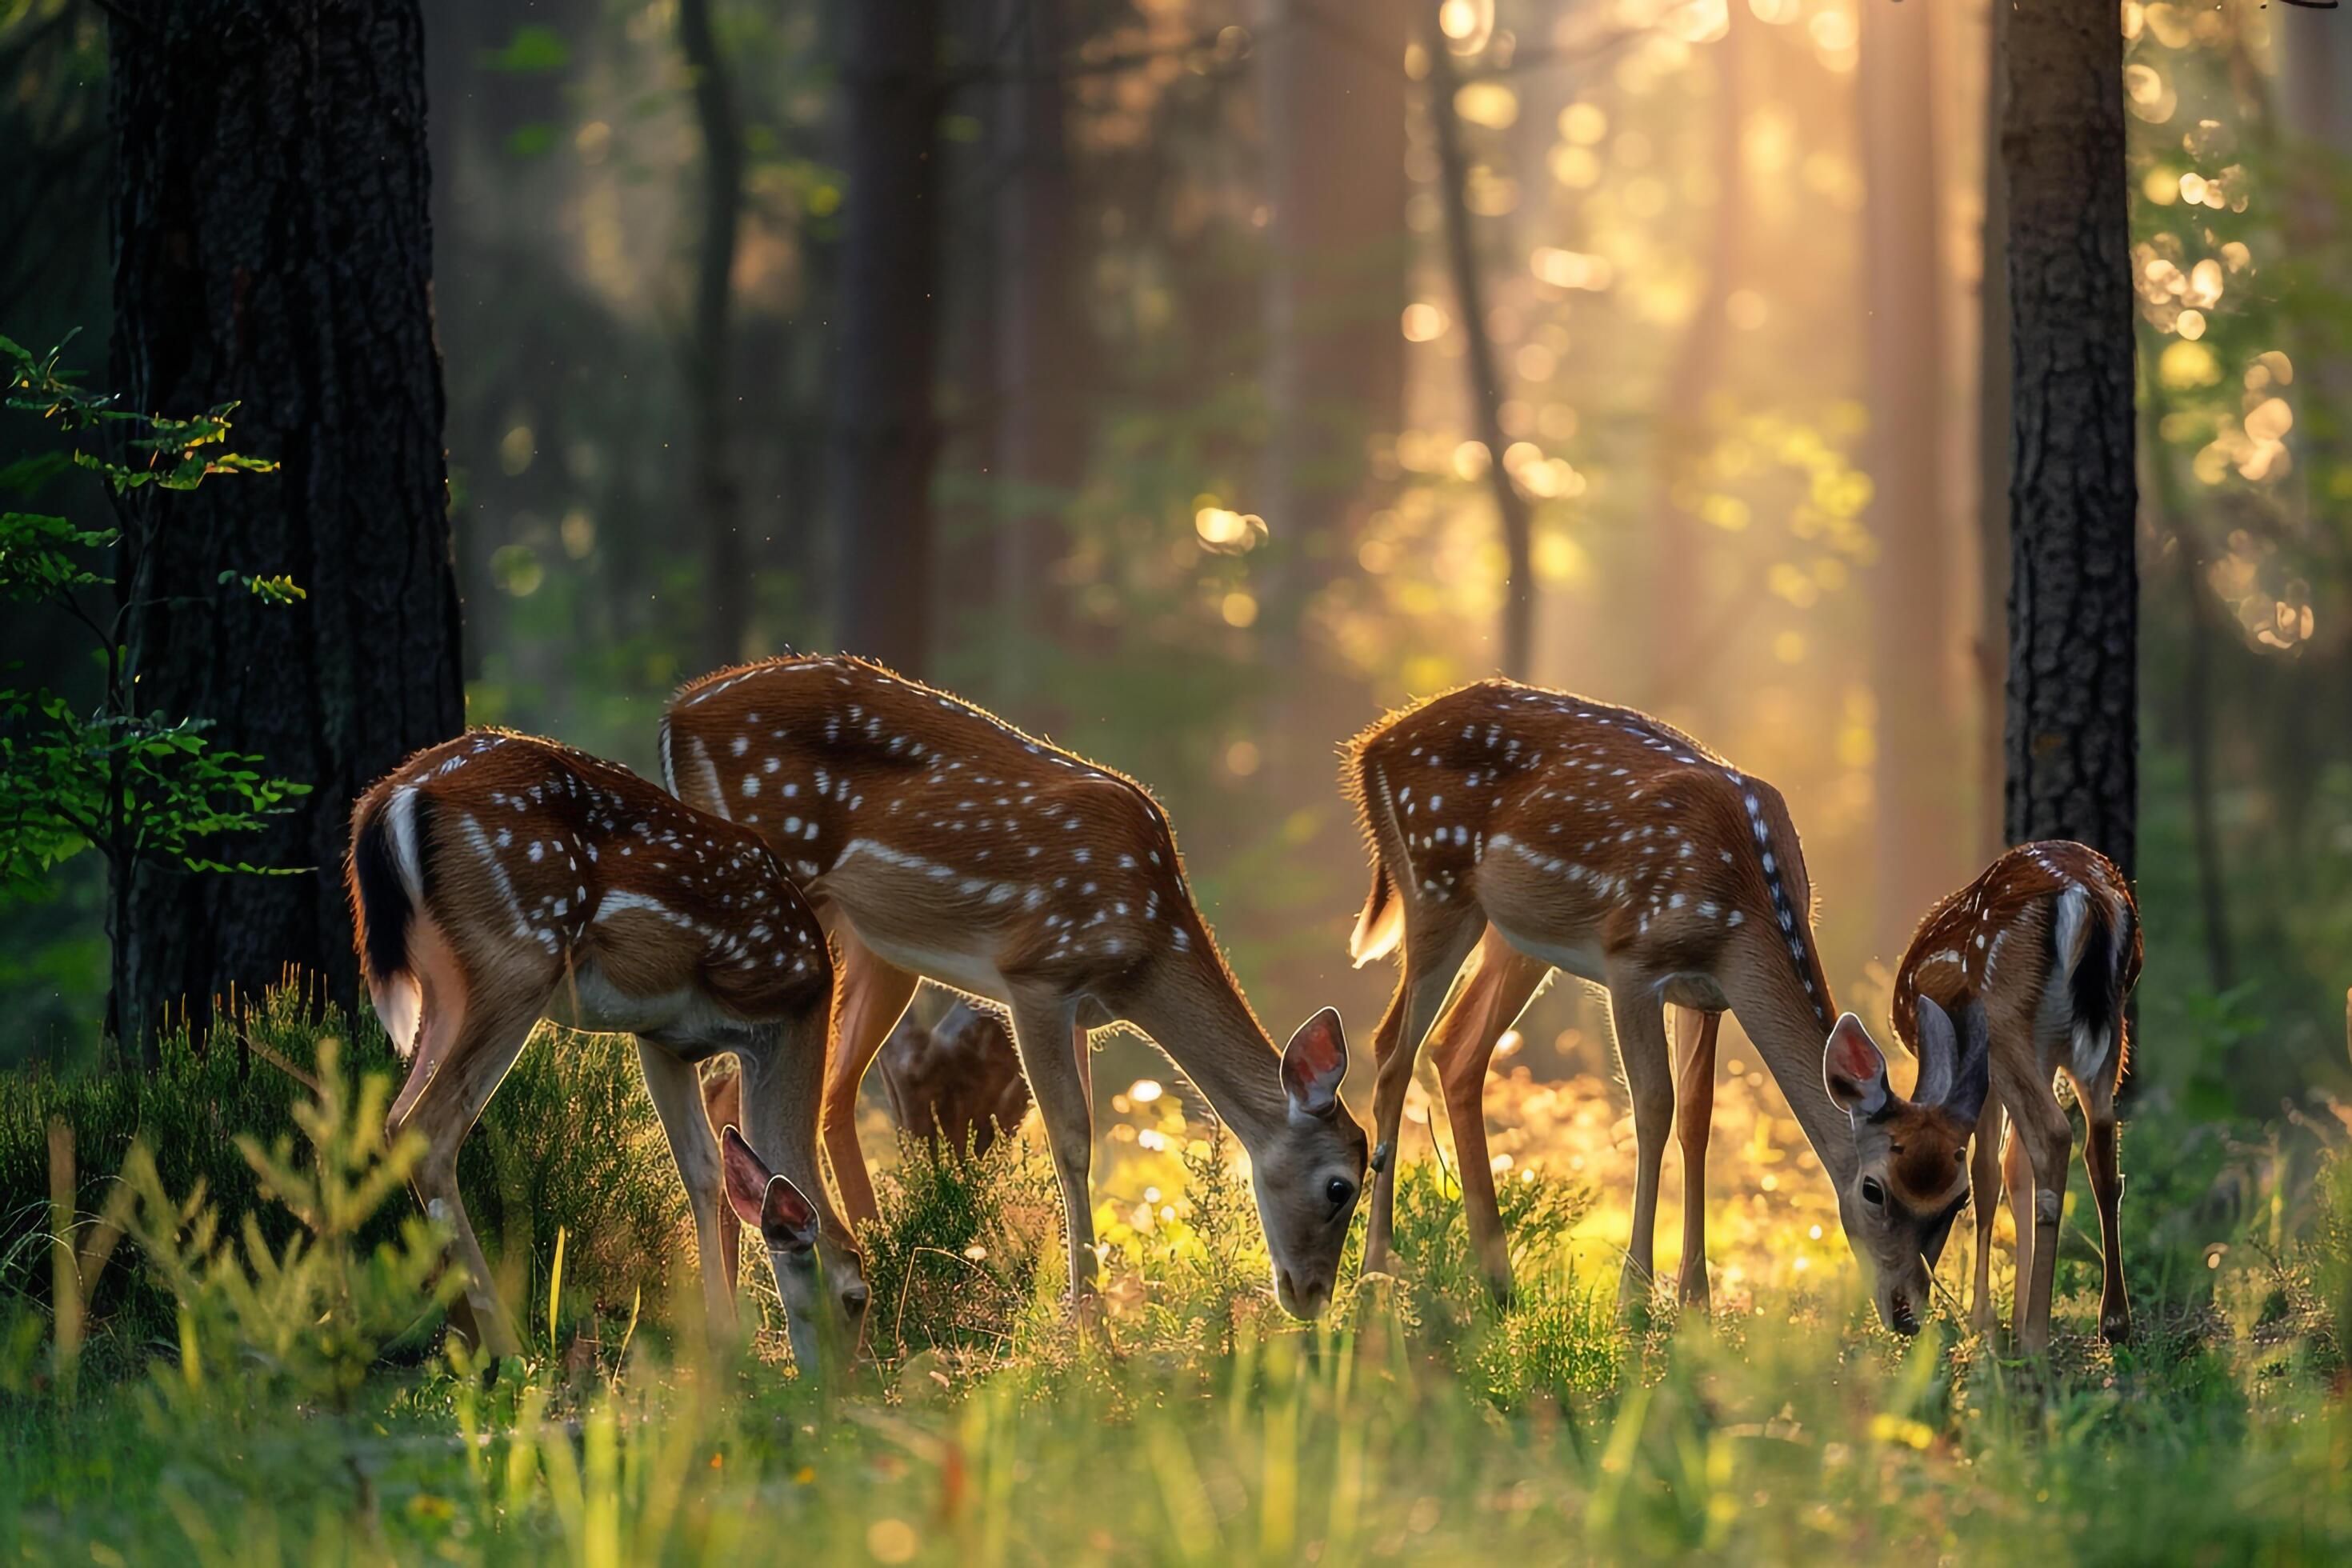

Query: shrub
0;982;688;1357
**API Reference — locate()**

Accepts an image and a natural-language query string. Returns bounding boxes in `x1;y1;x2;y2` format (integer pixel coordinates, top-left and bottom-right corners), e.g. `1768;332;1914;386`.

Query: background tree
106;0;463;1040
679;0;751;672
830;0;943;675
1859;0;1961;935
2000;0;2138;872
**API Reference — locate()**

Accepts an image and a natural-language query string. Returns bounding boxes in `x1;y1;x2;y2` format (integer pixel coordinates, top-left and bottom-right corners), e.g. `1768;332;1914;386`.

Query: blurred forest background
2;0;2349;1154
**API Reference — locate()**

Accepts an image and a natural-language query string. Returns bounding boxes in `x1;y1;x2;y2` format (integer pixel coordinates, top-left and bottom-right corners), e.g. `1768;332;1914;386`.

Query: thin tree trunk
990;0;1083;711
680;0;750;671
108;0;465;1043
1424;11;1532;678
1973;0;2011;866
830;0;942;675
1648;2;1744;710
1259;0;1408;649
1860;0;1959;936
2001;0;2137;873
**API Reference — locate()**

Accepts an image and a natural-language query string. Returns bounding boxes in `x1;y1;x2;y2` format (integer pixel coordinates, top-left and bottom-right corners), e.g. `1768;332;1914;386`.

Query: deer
345;729;869;1377
662;654;1368;1320
695;997;1030;1293
1345;679;1988;1336
1838;840;2140;1352
878;998;1034;1161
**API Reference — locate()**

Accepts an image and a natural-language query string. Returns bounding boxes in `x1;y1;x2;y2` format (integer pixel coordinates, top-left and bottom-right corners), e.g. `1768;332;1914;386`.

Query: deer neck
1722;932;1858;1187
1122;945;1290;1151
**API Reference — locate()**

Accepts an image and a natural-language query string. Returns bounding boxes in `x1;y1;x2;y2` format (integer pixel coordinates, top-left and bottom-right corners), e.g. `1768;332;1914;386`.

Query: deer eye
1326;1178;1357;1213
1861;1178;1887;1208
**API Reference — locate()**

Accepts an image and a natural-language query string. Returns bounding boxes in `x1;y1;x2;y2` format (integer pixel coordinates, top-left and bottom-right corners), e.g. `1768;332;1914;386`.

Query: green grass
2;1012;2350;1564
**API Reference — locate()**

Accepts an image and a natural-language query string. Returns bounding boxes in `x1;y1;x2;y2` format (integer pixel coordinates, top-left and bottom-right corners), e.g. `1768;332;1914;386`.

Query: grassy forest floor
3;1000;2350;1565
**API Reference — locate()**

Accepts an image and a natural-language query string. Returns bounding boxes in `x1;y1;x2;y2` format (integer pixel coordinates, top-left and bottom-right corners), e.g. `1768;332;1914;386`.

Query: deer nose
1889;1294;1919;1335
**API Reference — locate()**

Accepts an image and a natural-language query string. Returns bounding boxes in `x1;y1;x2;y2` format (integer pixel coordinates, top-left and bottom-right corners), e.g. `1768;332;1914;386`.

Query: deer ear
1823;1014;1891;1121
721;1125;776;1227
1914;995;1958;1107
761;1172;820;1253
1943;999;1993;1128
1282;1007;1348;1120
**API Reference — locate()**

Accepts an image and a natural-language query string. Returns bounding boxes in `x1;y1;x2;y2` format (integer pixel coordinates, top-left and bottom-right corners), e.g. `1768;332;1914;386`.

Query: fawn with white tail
346;730;868;1375
1838;840;2140;1351
663;655;1367;1318
1346;680;1986;1334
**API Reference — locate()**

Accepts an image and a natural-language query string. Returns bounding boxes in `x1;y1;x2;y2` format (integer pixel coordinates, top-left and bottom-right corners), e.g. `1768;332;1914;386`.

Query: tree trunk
1423;13;1532;678
2000;0;2137;873
990;0;1084;711
1972;0;2011;866
1258;0;1408;650
108;0;465;1042
1648;2;1745;711
830;0;942;676
1859;0;1959;937
680;0;750;671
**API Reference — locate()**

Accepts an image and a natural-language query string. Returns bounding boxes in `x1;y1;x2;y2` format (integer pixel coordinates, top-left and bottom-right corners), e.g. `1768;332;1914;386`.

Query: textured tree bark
1859;0;1961;940
1424;11;1532;678
2000;0;2137;873
679;0;750;671
108;0;465;1044
830;0;942;676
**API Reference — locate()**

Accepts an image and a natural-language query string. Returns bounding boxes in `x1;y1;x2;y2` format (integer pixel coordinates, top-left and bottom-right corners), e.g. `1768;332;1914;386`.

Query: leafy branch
0;331;306;938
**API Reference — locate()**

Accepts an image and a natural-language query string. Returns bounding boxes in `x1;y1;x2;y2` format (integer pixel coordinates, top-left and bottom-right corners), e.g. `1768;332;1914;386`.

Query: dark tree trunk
1424;13;1532;678
1859;0;1959;937
989;0;1085;711
830;0;942;676
108;0;465;1043
2000;0;2137;873
679;0;750;671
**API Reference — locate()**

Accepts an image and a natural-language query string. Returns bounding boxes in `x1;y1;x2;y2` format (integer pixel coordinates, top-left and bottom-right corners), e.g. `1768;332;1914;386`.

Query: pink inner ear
1286;1009;1346;1082
1825;1016;1883;1084
763;1173;817;1236
721;1126;774;1228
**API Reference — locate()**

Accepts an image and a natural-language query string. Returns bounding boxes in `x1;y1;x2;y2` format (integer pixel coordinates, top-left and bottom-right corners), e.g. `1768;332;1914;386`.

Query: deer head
721;1125;867;1369
1822;998;1989;1334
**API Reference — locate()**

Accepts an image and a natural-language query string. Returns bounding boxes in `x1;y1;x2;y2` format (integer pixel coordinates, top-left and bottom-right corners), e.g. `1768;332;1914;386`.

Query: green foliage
0;333;303;904
858;1134;1050;1369
0;986;688;1351
119;1039;458;1415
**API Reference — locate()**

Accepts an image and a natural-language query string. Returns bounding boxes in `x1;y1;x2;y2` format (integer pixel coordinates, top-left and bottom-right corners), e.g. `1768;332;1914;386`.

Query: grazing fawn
346;730;868;1374
1346;680;1981;1334
878;999;1033;1161
1841;841;2140;1350
663;654;1367;1319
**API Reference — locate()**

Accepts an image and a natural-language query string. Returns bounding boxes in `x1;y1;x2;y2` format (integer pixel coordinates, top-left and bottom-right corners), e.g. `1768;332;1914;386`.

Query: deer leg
1967;1097;2006;1333
819;924;921;1229
1002;987;1097;1308
638;1040;735;1333
387;988;543;1361
1363;908;1482;1278
2078;1073;2130;1343
1606;978;1676;1317
2013;1086;2075;1355
1427;928;1550;1305
699;1066;744;1295
1673;1009;1721;1312
2000;1114;2032;1340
